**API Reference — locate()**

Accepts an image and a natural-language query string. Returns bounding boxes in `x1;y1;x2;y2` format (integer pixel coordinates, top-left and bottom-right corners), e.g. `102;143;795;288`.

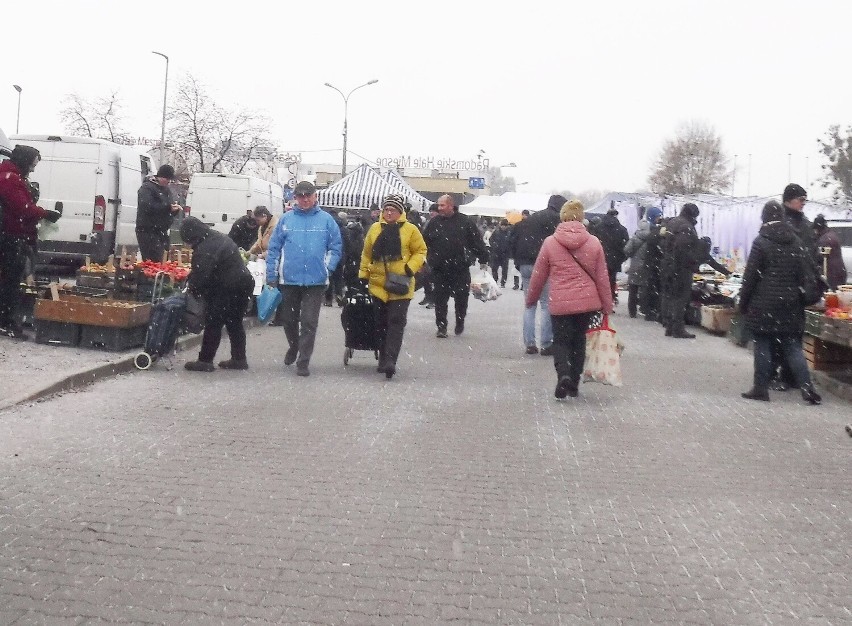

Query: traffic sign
469;177;485;189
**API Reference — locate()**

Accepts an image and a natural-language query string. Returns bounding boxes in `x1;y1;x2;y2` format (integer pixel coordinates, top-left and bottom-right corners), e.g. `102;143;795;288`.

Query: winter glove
44;208;62;223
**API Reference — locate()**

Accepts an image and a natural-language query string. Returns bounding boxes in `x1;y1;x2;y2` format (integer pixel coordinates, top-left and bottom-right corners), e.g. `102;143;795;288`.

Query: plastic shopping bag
582;314;623;386
246;259;266;296
470;269;501;302
257;284;282;323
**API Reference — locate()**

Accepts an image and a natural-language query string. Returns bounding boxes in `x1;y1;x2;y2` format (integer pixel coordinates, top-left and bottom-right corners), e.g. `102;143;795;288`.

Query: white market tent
459;192;553;219
587;192;852;264
317;163;432;211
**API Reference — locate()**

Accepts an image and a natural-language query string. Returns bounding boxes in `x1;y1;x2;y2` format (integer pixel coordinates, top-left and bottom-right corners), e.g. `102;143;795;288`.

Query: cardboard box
35;295;151;328
700;305;735;334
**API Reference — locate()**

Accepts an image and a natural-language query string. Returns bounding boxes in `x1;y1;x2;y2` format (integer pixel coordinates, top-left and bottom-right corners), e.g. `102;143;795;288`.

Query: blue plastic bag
257;285;282;322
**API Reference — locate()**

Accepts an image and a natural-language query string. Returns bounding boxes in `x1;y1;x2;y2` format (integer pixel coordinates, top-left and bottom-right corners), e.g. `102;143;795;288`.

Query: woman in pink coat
526;200;614;398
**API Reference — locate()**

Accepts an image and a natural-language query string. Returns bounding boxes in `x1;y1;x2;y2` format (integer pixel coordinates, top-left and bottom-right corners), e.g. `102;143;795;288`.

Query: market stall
802;287;852;376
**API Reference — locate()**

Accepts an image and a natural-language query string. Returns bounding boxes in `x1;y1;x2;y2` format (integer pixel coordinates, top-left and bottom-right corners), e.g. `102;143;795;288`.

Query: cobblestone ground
1;288;850;624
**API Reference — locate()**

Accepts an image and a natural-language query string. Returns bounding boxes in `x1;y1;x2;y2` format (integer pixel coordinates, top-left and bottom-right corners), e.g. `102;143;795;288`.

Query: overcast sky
3;0;850;201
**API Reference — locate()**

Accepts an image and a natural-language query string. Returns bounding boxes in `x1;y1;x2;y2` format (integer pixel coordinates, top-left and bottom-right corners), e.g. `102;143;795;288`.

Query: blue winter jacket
265;205;343;286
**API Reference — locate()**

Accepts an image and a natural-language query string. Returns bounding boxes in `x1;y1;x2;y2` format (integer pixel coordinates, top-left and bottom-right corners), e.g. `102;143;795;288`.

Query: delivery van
185;173;284;235
0;127;11;159
10;134;154;265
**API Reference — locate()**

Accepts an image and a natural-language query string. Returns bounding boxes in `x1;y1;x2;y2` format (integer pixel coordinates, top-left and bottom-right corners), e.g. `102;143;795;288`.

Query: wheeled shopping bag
340;283;380;365
134;293;186;370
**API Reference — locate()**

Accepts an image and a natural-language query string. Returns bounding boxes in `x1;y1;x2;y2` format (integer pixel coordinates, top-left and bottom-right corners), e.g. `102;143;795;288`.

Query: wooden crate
802;334;852;371
34;295;151;328
700;305;735;334
819;317;852;347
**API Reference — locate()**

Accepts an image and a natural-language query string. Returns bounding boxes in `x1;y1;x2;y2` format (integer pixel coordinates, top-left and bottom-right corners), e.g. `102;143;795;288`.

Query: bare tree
648;121;731;194
59;92;128;142
817;124;852;203
488;166;516;195
167;74;276;175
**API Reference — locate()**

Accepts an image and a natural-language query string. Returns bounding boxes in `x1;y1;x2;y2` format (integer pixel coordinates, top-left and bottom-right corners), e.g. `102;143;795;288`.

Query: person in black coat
228;210;259;251
422;194;489;337
590;208;629;301
488;219;513;287
659;203;703;338
179;216;255;372
739;200;821;404
136;165;181;261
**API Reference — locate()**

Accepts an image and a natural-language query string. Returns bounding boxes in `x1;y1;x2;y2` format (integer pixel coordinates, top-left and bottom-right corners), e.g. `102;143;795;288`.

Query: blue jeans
520;264;552;349
752;333;811;391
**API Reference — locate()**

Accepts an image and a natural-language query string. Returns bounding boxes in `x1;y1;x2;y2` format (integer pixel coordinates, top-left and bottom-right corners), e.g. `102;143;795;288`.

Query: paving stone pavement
0;287;850;624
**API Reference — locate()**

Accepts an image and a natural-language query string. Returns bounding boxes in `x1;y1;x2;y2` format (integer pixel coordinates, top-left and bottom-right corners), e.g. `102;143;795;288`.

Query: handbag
257;284;283;322
183;290;207;334
582;314;623;387
799;254;824;306
383;259;410;296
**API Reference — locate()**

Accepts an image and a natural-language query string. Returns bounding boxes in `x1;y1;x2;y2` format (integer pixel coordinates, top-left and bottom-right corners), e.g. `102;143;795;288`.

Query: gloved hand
266;274;277;285
44;208;62;223
359;278;369;288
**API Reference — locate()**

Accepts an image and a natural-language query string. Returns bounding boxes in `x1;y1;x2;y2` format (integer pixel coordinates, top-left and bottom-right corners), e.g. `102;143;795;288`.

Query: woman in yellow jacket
359;194;427;379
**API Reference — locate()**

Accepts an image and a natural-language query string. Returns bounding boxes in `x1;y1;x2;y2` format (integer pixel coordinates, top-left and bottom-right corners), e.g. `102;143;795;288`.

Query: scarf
371;222;403;262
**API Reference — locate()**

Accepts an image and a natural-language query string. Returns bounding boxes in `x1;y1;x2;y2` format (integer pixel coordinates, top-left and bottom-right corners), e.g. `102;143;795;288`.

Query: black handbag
799;255;824;306
183;290;207;333
383;260;410;295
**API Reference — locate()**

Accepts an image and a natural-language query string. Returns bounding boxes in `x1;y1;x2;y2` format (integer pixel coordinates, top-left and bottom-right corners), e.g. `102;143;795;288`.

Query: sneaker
671;331;696;339
296;363;310;377
218;359;249;370
801;383;821;405
454;319;464;335
436;328;448;338
539;345;554;356
525;345;539;355
284;346;298;366
512;285;520;291
185;361;215;372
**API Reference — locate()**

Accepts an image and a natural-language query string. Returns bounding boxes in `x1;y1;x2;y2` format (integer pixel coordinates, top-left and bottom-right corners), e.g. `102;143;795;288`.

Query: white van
185;173;284;235
10;134;154;264
0;127;11;159
825;220;852;283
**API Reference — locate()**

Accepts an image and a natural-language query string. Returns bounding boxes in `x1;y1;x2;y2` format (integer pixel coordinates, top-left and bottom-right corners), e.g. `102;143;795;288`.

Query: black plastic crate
79;324;147;351
34;320;82;347
685;302;702;326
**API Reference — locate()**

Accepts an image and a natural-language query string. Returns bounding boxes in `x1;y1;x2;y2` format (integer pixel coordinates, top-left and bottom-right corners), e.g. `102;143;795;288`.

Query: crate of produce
75;270;114;289
819;317;852;347
700;305;735;334
804;310;824;337
79;324;148;351
803;334;852;371
35;295;151;328
727;312;752;347
34;319;82;347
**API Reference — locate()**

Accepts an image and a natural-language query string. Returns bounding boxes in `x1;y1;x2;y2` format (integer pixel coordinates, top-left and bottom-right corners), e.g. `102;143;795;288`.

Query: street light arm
324;82;345;101
345;79;379;102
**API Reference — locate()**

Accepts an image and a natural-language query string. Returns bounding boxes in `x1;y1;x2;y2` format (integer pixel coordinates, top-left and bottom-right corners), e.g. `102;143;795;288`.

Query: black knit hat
10;144;40;173
761;200;784;223
681;203;700;218
156;164;176;180
782;183;807;203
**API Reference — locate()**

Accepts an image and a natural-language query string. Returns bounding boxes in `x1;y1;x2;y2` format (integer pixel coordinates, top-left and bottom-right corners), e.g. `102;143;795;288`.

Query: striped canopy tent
318;163;430;211
380;169;433;211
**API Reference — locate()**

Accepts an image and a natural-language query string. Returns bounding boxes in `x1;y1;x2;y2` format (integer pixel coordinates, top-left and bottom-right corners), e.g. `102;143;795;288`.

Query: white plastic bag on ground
246;259;266;296
470;269;501;302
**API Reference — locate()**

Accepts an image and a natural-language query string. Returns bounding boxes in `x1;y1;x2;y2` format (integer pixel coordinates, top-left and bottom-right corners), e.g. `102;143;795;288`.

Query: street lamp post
324;79;379;177
13;85;22;133
152;51;169;167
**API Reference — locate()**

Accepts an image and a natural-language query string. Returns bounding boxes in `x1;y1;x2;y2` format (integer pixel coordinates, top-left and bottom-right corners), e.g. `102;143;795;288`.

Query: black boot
741;387;770;401
512;276;520;290
800;383;821;405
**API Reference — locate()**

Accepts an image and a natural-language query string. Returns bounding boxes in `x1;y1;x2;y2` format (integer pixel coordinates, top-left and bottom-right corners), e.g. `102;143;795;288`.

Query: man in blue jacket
266;181;342;376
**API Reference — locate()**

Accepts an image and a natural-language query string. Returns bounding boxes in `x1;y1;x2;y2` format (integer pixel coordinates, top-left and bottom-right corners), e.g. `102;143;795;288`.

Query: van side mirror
55;201;63;211
222;214;228;222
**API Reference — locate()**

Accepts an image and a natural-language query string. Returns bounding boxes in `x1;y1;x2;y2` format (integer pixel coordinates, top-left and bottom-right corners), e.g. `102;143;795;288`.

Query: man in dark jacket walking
422;194;489;337
590;208;629;302
180;216;255;372
660;203;702;338
136;165;181;261
637;207;663;321
511;195;566;354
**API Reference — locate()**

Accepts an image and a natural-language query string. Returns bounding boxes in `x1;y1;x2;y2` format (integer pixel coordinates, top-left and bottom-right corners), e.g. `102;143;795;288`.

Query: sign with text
468;177;485;189
376;155;490;171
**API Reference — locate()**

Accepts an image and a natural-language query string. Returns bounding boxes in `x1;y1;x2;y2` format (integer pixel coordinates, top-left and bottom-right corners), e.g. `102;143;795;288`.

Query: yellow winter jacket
359;213;427;302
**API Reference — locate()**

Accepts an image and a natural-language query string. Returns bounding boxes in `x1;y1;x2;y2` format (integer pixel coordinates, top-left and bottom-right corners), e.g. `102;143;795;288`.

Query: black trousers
136;230;170;262
0;236;30;328
551;312;595;386
374;298;410;367
325;262;345;303
627;284;641;317
432;268;471;330
639;281;661;320
198;280;253;363
662;275;692;333
490;252;510;286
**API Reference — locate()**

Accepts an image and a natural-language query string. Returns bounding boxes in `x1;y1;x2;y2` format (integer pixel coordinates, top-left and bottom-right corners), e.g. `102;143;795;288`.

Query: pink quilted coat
525;221;614;316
